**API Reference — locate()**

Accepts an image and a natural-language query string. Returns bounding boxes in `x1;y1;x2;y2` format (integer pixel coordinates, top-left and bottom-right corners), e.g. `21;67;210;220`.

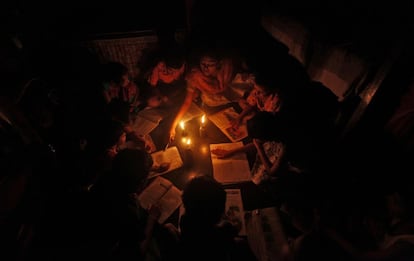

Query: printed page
157;185;182;224
138;176;172;210
208;107;248;142
148;146;184;179
210;142;251;184
223;189;246;236
133;115;159;135
137;176;182;224
245;207;288;261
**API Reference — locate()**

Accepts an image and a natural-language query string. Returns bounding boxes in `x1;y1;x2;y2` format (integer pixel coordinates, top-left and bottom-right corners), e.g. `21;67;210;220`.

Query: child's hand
230;117;241;130
147;204;161;221
253;138;264;148
154;162;170;173
211;148;231;158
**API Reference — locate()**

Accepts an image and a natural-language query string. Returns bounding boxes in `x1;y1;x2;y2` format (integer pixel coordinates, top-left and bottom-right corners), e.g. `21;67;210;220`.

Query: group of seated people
3;30;414;261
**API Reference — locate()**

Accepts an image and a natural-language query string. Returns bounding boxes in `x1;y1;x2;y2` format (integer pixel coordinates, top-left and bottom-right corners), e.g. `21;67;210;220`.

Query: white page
208;107;248;142
224;189;247;236
137;176;182;224
148;146;184;179
157;185;182;224
138;176;172;209
210;142;251;184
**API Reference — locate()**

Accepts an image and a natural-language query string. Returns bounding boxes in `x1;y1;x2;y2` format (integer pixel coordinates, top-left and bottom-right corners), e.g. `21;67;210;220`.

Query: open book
208;107;248;142
148;146;184;179
132;108;164;135
137;176;182;224
210;142;251;184
223;189;247;236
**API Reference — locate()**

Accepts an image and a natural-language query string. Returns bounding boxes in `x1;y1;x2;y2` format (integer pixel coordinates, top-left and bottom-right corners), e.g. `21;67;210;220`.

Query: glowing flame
179;120;185;130
201;114;206;124
186;138;191;145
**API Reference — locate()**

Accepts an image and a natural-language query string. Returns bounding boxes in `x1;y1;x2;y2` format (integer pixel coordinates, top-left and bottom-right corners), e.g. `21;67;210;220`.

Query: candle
180;120;187;136
185;138;192;150
200;114;206;126
199;114;206;138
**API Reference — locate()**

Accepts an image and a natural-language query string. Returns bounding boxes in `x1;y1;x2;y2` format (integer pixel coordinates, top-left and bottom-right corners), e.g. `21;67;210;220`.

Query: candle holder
199;125;206;138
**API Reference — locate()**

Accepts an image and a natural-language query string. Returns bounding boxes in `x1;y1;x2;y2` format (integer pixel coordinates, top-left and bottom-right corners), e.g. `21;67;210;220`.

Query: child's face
120;73;131;87
199;56;219;77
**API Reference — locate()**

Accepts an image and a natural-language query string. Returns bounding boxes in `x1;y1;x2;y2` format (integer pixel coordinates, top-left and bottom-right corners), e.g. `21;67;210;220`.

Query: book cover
210;142;251;184
148;146;184;179
208;107;248;142
137;176;182;224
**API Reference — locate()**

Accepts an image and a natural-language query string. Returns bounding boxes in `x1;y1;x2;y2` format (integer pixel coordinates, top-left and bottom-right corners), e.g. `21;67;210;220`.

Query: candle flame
181;137;187;143
180;121;185;130
201;114;206;124
186;138;191;145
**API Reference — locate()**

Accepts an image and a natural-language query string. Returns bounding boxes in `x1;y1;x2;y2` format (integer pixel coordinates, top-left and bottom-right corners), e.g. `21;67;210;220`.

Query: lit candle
200;115;206;126
180;120;187;136
185;138;192;150
199;114;206;138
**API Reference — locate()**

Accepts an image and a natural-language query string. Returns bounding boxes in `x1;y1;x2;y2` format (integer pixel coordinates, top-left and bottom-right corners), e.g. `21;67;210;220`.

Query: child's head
247;111;285;142
110;148;153;194
182;175;226;226
100;119;126;150
102;62;130;87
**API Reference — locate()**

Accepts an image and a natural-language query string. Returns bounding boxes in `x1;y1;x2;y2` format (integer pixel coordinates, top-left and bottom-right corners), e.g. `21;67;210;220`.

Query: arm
217;58;234;91
139;204;161;254
254;140;286;176
231;104;255;129
169;89;196;141
147;62;162;87
324;228;407;261
211;142;256;158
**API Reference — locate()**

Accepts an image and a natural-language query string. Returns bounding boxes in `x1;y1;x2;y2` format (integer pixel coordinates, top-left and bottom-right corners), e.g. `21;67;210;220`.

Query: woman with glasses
168;47;235;141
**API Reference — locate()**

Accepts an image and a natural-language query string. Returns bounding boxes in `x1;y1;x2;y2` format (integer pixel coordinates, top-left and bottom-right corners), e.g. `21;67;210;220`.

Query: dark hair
108;98;130;124
254;69;279;94
247;111;286;141
110;148;153;193
101;62;128;85
182;175;226;225
99;119;125;150
163;47;186;69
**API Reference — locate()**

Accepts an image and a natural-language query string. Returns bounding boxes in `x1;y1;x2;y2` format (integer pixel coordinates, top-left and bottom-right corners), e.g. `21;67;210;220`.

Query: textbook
137;176;182;224
210;142;251;184
208;107;248;142
223;189;247;236
148;146;184;179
